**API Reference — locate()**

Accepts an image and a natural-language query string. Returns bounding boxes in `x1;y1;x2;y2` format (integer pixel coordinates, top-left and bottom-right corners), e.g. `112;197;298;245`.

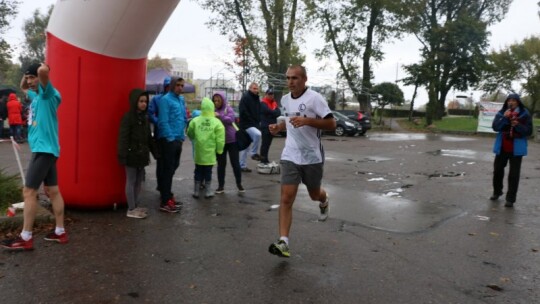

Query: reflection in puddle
426;149;492;161
294;185;463;233
369;133;476;142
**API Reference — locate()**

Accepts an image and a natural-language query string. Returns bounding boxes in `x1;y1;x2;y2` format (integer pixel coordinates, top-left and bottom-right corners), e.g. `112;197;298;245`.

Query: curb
0;205;54;231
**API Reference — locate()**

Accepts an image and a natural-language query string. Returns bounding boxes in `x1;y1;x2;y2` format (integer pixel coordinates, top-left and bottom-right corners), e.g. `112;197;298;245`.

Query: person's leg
204;165;214;197
259;129;271;163
240;147;249;169
247;127;262;157
134;167;144;205
279;184;300;237
193;165;202;198
303;163;329;221
124;166;138;210
217;145;228;188
45;185;65;229
155;156;162;192
492;153;508;198
228;143;242;187
15;125;22;141
159;140;175;205
506;155;523;204
173;140;183;174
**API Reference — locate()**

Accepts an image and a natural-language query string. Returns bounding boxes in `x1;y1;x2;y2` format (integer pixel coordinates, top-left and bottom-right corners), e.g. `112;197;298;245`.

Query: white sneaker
318;194;329;221
134;207;148;213
127;209;147;219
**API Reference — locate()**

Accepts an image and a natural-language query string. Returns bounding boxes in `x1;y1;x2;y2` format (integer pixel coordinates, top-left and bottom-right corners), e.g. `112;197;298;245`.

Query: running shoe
44;231;69;244
268;240;290;257
319;194;329;221
1;236;34;250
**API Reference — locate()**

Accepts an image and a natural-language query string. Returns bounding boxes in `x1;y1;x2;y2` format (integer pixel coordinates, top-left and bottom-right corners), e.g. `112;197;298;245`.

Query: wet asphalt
0;131;539;303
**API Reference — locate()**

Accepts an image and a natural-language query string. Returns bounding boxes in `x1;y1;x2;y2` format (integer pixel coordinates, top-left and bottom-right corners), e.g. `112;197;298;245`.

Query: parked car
336;110;371;135
331;111;362;136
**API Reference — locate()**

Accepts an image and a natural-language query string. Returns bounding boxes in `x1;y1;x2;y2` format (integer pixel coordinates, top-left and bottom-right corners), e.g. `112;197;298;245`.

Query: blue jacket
492;103;532;157
157;91;187;142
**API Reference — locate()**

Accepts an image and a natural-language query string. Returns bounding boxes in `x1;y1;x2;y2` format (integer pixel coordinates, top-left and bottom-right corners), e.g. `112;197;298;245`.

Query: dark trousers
260;128;274;163
159;139;182;204
194;165;213;183
493;152;522;203
217;142;242;187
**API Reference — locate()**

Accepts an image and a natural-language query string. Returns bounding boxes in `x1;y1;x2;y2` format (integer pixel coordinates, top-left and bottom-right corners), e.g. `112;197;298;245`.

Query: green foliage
404;0;512;122
401;117;478;132
372;82;404;108
197;0;307;80
0;0;19;82
147;54;172;71
19;5;52;69
0;168;23;213
481;36;540;113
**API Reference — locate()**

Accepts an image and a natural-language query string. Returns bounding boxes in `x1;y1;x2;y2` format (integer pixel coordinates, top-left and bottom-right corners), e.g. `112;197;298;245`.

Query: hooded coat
187;98;225;165
213;92;237;143
260;95;280;129
117;89;152;167
492;93;532;156
7;93;23;126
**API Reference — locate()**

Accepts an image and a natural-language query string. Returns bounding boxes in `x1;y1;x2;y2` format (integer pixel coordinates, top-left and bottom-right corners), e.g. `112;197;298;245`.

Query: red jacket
7;93;23;126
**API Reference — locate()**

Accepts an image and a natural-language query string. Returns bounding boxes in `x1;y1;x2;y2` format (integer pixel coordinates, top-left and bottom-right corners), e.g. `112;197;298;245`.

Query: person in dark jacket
239;82;262;172
118;89;152;219
259;88;281;164
490;93;532;207
0;95;7;139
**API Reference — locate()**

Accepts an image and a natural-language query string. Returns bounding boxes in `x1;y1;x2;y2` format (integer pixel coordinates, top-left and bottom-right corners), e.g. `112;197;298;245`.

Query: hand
504;110;512;118
289;116;304;128
269;123;280;135
510;119;519;127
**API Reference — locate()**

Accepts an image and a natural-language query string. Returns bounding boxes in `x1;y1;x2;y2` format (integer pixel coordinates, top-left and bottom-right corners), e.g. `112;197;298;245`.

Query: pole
10;136;25;185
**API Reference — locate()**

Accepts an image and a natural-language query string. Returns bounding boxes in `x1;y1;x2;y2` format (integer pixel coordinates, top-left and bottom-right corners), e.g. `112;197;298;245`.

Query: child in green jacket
187;97;225;198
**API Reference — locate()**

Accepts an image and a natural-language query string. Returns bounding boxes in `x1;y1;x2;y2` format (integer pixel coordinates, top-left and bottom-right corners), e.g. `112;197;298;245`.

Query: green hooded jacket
117;89;151;167
187;98;225;165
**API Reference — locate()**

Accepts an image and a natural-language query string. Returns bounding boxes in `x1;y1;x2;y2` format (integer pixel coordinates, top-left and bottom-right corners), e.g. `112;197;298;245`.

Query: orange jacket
6;93;23;125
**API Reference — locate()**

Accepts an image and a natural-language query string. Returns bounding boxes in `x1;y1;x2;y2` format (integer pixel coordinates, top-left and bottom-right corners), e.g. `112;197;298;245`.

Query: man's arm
38;63;50;88
289;114;336;131
20;75;29;95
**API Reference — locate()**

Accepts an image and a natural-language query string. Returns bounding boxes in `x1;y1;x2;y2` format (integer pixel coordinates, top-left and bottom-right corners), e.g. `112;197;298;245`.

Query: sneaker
241;167;252;173
237;184;245;193
319;194;329;221
490;193;502;200
44;231;69;244
215;187;225;194
1;236;34;250
135;207;148;213
127;209;147;219
251;154;261;161
160;199;180;213
504;201;514;208
268;240;290;257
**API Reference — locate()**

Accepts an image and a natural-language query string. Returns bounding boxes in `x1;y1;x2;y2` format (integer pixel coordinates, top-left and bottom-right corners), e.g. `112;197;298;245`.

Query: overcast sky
6;0;540;105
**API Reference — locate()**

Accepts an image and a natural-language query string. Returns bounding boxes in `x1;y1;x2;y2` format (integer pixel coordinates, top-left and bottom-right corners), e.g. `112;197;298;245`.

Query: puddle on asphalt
426;149;493;162
292;184;463;233
369;133;476;142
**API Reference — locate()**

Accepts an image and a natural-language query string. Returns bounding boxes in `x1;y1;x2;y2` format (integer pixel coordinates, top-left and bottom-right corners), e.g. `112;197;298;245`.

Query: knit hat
25;63;41;77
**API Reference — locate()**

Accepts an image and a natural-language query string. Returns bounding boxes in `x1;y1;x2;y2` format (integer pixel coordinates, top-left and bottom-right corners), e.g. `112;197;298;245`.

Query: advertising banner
477;102;503;133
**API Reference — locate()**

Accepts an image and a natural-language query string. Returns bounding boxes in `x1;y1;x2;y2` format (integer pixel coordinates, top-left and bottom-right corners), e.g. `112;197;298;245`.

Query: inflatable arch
46;0;181;208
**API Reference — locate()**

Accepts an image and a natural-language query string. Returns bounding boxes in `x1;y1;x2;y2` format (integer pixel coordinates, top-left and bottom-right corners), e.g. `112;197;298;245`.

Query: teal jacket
187;98;225;165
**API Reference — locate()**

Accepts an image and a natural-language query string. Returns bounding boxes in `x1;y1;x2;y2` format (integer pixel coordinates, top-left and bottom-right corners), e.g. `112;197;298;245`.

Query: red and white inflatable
46;0;181;208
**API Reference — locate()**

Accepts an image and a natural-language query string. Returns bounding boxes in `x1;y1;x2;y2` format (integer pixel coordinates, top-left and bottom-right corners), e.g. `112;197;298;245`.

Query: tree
19;5;52;70
197;0;306;88
371;81;404;124
480;36;540;114
0;0;19;83
147;54;172;71
307;0;409;112
404;0;511;125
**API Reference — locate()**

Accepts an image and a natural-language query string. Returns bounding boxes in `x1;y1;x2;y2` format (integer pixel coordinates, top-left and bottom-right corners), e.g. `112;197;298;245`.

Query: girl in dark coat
118;89;151;218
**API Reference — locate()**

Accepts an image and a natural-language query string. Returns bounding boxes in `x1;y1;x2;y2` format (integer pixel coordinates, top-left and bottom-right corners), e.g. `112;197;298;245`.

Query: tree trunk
408;83;419;122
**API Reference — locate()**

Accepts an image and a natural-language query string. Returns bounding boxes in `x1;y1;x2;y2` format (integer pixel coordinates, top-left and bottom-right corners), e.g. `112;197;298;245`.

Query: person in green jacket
187;97;225;198
117;89;152;219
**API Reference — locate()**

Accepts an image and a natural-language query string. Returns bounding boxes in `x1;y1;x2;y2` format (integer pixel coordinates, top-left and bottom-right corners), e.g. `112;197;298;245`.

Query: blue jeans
239;127;261;168
10;125;22;141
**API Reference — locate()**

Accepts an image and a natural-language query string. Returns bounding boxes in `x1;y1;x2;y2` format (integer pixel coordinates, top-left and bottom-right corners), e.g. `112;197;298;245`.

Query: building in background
193;78;240;106
170;57;193;80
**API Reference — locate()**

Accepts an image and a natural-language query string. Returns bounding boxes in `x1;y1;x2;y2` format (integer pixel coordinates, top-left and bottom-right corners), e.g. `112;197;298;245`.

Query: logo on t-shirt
298;103;306;112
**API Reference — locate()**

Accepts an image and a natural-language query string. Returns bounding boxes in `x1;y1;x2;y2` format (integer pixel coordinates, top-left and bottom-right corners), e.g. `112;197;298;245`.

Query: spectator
490;93;532;207
259;88;281;164
6;93;24;142
148;77;171;193
239;82;262;172
156;77;187;213
187;97;225;198
117;89;152;219
213;92;244;193
1;62;67;251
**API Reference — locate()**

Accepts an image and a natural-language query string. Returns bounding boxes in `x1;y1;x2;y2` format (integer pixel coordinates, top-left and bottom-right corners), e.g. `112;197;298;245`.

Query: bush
0;168;23;213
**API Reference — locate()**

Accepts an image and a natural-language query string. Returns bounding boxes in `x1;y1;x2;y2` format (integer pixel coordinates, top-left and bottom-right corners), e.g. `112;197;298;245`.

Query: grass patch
0;168;23;213
399;116;478;132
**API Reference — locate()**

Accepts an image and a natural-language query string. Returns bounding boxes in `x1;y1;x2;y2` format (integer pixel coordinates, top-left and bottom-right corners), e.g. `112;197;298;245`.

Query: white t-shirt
280;88;332;165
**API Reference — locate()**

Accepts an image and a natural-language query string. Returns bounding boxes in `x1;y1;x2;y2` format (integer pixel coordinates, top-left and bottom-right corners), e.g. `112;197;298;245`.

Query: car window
332;111;349;120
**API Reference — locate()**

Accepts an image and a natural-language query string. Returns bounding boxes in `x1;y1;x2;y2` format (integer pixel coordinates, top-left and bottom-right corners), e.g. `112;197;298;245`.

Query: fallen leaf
489;232;499;237
531;248;538;252
190;284;197;289
486;284;503;292
500;277;511;283
468;233;476;236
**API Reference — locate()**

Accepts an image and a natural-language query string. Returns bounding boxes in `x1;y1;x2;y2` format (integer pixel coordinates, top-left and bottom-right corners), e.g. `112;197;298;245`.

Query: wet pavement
0;132;539;303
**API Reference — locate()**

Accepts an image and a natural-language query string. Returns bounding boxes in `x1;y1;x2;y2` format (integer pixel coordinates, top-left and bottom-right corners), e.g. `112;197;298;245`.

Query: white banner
477;101;503;133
